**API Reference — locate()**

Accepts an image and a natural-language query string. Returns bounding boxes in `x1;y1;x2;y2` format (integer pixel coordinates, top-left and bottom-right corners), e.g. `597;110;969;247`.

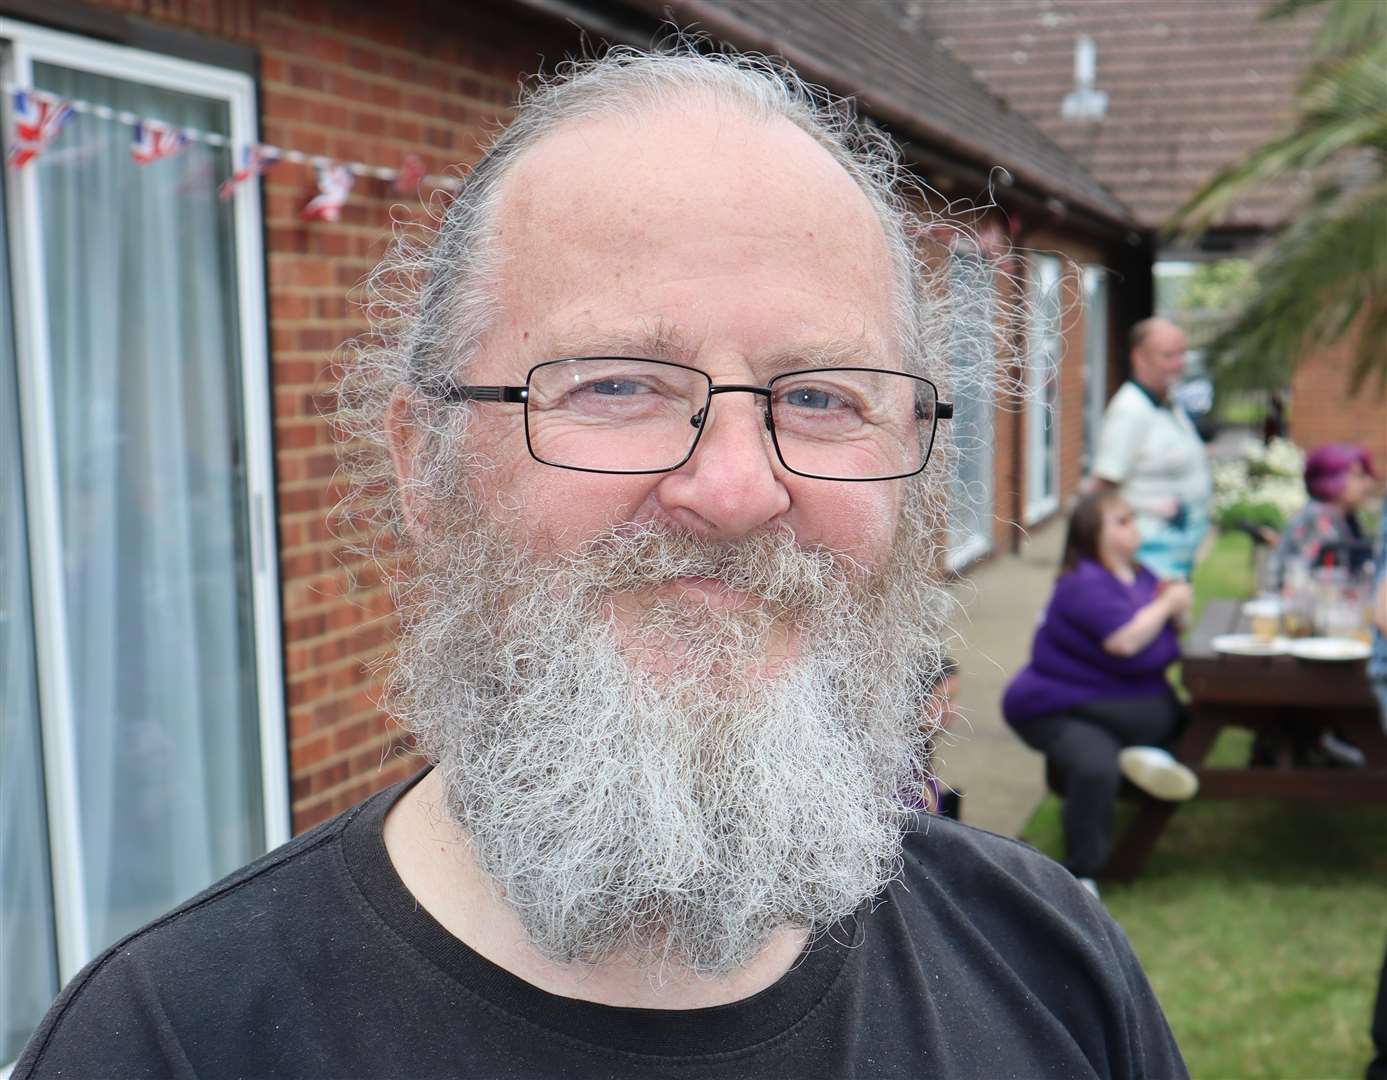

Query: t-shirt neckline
1127;378;1169;409
340;768;857;1059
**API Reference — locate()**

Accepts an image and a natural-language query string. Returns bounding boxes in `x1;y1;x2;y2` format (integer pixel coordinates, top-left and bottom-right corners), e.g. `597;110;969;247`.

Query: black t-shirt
16;770;1186;1079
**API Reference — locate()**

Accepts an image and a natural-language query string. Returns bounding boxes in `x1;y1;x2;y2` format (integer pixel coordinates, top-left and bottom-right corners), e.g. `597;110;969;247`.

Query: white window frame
1024;254;1062;523
1081;265;1109;476
0;18;288;989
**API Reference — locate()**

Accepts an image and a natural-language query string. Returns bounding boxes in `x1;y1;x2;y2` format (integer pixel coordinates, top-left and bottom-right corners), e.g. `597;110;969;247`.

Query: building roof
623;0;1133;230
913;0;1319;231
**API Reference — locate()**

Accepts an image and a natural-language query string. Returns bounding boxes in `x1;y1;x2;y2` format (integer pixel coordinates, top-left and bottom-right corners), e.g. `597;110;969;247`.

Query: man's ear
386;386;430;537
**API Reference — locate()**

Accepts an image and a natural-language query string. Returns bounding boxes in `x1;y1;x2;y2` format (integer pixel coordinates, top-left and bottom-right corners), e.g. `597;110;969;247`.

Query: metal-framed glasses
420;356;953;482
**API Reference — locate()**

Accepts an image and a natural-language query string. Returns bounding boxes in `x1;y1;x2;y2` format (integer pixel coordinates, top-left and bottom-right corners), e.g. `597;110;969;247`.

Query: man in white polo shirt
1090;317;1212;579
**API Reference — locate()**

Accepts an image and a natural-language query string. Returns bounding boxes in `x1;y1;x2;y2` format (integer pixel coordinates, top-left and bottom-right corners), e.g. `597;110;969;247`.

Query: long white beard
391;517;946;977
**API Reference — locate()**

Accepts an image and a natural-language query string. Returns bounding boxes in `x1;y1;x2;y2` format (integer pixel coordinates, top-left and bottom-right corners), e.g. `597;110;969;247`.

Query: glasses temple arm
422;381;528;404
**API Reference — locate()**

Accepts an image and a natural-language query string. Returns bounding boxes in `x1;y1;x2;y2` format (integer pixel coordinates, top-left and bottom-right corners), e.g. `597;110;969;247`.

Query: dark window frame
0;0;257;79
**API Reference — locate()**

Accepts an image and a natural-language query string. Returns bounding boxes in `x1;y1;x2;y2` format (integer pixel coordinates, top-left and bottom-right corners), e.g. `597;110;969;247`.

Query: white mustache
517;519;863;612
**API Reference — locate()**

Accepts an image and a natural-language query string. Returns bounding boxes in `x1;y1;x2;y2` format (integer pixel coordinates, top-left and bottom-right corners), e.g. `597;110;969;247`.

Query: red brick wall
1288;333;1387;472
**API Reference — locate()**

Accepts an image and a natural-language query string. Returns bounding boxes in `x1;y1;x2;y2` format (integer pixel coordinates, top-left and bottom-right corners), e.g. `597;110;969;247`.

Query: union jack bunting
130;119;190;165
299;163;354;223
218;143;281;201
392;152;425;194
8;89;74;169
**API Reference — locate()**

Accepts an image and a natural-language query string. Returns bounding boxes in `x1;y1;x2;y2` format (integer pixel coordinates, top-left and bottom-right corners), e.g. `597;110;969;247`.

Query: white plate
1212;634;1291;656
1287;637;1370;662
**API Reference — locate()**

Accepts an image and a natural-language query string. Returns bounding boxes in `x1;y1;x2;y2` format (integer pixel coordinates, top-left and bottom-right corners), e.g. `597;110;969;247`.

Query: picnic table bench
1101;597;1386;881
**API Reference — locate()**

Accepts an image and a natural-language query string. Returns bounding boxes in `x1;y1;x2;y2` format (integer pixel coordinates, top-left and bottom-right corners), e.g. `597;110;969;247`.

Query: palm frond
1202;178;1387;396
1263;0;1387;60
1168;38;1387;236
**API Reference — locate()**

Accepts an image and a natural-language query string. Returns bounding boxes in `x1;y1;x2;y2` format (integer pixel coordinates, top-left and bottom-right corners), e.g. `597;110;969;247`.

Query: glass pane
1081;267;1108;474
0;157;61;1067
1027;255;1062;509
32;63;264;951
527;357;707;471
946;251;995;560
770;369;927;479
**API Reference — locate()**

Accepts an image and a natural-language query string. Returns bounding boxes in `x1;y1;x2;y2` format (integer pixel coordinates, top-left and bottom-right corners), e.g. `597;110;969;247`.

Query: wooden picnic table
1101;597;1386;881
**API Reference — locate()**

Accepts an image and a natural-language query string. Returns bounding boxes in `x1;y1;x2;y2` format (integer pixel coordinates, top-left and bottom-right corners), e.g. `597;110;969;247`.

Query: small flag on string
299;163;354;222
130;120;190;165
392;152;425;194
8;89;75;169
218;144;281;201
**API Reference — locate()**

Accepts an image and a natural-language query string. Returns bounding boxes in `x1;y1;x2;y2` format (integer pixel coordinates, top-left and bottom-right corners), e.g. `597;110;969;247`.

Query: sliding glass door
1;20;286;1064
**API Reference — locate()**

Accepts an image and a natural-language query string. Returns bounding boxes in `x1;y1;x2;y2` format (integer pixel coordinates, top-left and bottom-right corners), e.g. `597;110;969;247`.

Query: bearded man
17;47;1186;1079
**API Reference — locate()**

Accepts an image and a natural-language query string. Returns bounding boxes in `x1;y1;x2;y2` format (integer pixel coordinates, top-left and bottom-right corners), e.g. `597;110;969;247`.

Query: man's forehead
483;103;899;370
498;101;878;225
1142;321;1185;351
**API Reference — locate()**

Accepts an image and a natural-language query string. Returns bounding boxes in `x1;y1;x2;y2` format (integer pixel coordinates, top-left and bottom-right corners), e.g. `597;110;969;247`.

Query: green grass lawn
1190;529;1257;616
1020;732;1387;1077
1016;530;1387;1077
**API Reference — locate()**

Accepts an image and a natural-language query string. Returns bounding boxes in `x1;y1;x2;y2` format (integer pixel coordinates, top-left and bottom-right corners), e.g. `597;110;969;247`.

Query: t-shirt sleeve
1052;570;1140;642
13;948;194;1080
1098;908;1191;1079
1090;391;1144;485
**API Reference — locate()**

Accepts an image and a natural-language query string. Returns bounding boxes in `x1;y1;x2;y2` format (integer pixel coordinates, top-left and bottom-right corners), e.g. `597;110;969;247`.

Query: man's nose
654;393;790;538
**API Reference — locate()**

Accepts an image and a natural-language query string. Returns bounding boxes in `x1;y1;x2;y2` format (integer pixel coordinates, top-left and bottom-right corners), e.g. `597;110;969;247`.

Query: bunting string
5;84;463;213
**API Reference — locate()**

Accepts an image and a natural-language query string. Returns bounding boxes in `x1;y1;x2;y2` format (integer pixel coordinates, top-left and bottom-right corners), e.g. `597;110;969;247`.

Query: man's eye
587;379;649;396
782;387;843;410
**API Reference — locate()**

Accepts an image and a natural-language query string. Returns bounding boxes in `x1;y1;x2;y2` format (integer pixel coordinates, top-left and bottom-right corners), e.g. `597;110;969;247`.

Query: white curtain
31;64;263;953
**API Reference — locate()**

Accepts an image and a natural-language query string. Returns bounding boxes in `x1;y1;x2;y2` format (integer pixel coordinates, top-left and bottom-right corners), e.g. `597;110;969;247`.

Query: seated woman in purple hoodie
1003;490;1199;892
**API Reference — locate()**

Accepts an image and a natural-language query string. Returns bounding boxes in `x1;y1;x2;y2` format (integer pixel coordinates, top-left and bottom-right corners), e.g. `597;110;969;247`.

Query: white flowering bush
1212;436;1306;530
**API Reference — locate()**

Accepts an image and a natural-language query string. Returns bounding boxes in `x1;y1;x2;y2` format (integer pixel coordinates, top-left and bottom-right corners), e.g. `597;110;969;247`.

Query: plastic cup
1242;597;1282;644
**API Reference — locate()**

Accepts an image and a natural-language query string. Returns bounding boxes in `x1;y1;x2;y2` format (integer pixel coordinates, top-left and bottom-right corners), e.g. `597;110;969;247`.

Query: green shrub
1214;498;1286;532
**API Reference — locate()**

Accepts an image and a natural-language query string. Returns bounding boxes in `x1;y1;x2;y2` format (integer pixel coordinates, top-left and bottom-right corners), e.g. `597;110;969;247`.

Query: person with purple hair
1264;442;1380;768
1269;442;1378;588
1369;510;1387;1080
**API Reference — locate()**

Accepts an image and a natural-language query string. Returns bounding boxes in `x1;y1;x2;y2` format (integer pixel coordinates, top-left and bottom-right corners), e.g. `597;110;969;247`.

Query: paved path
935;521;1066;837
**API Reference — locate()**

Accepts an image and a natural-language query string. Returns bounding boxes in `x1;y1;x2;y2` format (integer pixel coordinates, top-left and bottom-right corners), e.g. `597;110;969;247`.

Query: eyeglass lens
525;358;935;479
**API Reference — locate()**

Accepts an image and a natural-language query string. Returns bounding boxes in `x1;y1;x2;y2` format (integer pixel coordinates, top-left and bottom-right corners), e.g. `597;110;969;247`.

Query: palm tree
1168;0;1387;396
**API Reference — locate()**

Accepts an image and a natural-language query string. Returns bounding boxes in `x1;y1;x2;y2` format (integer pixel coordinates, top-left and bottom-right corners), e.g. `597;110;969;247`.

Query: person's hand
1160;581;1194;618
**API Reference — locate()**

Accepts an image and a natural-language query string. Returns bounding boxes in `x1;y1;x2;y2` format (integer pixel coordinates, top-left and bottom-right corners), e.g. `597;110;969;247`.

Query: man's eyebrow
543;322;699;364
539;327;890;374
758;340;888;375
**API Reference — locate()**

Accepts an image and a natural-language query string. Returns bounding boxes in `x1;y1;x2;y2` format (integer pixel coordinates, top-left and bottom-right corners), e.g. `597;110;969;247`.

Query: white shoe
1319;732;1367;768
1118;746;1199;802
